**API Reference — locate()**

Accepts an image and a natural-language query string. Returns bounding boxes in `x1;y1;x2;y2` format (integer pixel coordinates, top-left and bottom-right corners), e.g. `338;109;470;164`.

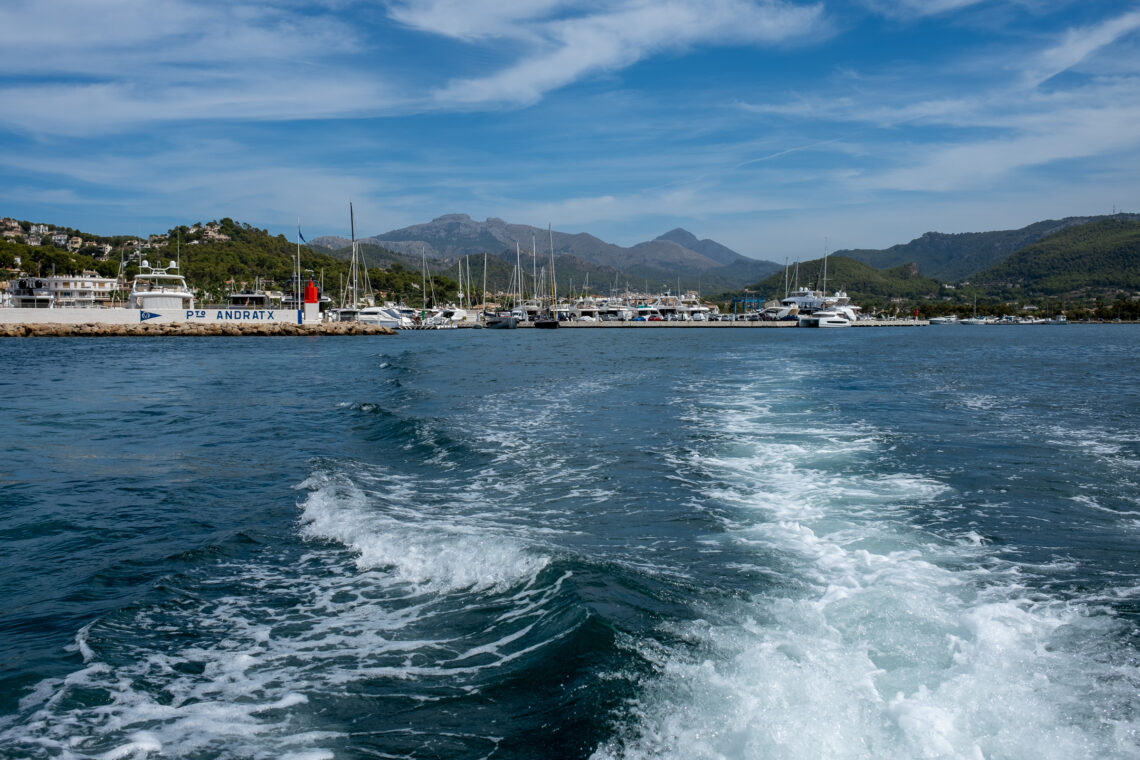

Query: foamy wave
297;469;549;594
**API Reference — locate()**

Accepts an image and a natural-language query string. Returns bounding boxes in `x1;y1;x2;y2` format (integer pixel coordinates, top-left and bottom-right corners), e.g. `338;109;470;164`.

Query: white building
7;273;122;308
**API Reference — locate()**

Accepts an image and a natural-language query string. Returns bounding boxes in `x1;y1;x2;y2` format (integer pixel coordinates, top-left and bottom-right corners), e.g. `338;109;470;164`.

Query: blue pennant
139;311;161;322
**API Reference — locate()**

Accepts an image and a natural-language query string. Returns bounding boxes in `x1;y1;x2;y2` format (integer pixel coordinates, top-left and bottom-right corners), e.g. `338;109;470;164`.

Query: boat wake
593;375;1140;760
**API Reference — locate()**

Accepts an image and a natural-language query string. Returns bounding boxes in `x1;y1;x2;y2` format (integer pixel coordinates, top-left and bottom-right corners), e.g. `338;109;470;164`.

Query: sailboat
485;247;519;329
962;298;989;325
534;225;559;329
330;203;375;322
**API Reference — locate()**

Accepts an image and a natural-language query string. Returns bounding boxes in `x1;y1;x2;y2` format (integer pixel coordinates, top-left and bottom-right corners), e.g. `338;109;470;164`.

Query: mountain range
308;214;783;294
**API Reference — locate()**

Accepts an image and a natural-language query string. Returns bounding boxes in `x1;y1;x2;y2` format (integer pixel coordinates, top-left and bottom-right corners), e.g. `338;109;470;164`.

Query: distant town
0;217;233;258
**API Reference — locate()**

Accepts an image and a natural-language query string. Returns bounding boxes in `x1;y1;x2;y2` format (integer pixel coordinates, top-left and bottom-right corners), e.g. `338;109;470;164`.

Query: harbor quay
521;318;928;328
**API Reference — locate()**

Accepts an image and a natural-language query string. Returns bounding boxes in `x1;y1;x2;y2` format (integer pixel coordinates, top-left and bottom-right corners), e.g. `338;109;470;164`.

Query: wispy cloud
1025;8;1140;87
855;0;988;20
414;0;828;107
0;0;384;135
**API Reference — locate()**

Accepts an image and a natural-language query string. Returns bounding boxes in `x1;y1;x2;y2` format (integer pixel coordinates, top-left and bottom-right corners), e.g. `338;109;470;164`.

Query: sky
1;0;1139;262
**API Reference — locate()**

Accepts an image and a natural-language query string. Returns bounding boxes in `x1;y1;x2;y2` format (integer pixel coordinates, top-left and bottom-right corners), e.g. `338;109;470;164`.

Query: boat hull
485;316;518;329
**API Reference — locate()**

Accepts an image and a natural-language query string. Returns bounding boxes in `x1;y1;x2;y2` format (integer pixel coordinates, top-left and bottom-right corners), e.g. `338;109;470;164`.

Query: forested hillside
838;214;1140;281
971;218;1140;297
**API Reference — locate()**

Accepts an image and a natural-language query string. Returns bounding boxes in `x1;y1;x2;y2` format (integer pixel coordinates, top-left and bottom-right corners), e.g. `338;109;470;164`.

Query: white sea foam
297;468;550;594
595;379;1140;760
2;542;570;758
1;454;571;758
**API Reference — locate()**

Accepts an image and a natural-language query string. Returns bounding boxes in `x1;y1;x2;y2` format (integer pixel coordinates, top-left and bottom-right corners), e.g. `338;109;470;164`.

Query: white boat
780;286;827;315
129;259;194;311
929;315;960;325
357;304;416;329
227;290;272;309
799;306;854;327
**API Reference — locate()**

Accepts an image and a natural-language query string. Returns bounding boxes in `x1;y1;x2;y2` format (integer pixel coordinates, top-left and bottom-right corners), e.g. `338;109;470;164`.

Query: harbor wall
0;307;307;325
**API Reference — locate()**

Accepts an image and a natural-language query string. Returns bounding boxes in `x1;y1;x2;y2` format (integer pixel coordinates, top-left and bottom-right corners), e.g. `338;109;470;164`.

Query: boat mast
349;202;357;308
822;237;828;297
548;224;556;316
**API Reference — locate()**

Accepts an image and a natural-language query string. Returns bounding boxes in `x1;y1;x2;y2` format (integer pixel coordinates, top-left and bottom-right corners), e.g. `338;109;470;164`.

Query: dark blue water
1;326;1138;759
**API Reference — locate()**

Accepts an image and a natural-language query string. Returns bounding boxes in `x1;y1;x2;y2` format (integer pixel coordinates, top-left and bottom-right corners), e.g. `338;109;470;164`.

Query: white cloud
855;0;987;19
1025;8;1140;86
864;104;1140;192
0;0;381;135
423;0;827;106
385;0;571;40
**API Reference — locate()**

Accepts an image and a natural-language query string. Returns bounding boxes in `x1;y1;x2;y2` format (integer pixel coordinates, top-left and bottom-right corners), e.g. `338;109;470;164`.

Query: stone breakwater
0;322;396;338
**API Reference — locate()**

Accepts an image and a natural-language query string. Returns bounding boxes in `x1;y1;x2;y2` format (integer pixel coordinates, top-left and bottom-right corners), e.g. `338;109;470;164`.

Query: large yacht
128;260;195;311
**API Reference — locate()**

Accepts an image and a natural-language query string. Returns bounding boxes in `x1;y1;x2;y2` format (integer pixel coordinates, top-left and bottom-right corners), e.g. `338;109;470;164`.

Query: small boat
227;290;272;309
484;311;518;329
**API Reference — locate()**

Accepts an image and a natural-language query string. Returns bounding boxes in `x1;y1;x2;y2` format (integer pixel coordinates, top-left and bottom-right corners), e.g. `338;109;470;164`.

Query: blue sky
2;0;1138;261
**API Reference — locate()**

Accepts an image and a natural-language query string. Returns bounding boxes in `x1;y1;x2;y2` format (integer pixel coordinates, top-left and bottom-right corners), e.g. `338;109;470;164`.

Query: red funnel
304;278;319;304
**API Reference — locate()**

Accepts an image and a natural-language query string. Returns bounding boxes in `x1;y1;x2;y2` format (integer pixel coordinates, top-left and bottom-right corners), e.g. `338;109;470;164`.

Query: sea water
0;326;1137;759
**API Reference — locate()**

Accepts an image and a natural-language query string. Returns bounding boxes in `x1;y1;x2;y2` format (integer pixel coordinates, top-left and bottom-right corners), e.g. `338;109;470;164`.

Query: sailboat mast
548;224;556;316
349;202;357;307
822;237;828;297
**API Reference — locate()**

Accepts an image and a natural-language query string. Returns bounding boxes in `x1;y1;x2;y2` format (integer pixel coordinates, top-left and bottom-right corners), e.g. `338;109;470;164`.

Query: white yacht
357;304;416;329
128;260;194;311
798;305;855;327
781;287;827;316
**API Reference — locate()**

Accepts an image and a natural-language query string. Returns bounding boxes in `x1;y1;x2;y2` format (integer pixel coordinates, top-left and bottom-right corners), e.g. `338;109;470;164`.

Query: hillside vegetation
970;218;1140;297
838;214;1140;282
